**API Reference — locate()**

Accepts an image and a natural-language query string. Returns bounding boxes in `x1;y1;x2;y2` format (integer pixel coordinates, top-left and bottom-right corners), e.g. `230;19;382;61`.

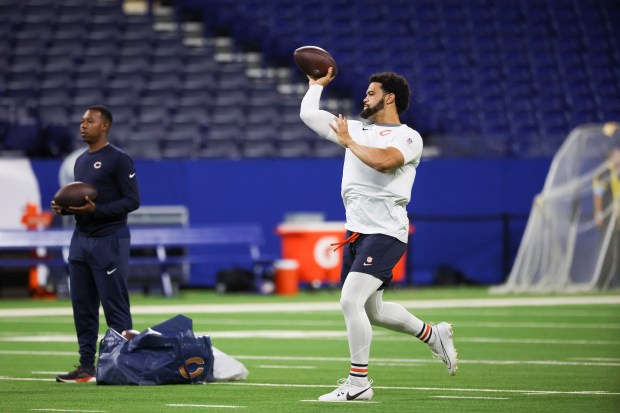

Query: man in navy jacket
52;105;140;383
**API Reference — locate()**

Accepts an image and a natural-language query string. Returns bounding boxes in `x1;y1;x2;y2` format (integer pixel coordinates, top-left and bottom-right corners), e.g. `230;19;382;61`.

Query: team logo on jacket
94;161;102;169
179;357;205;379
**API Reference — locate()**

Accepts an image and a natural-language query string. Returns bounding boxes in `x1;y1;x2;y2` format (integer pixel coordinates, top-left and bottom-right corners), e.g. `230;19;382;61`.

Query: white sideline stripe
0;331;354;342
300;400;380;403
31;409;107;412
0;350;76;356
214;381;620;396
2;332;619;347
1;295;618;317
430;396;510;400
166;404;244;409
1;376;617;396
457;321;620;329
0;376;55;381
2;351;620;367
259;365;316;369
231;355;620;367
32;371;65;375
378;336;620;345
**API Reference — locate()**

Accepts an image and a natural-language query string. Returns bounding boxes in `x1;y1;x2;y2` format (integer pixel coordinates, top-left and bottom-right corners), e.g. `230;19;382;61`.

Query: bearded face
360;96;385;119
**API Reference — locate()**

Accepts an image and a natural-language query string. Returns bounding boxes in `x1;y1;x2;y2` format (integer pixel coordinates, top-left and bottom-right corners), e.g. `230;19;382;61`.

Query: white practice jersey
300;85;423;243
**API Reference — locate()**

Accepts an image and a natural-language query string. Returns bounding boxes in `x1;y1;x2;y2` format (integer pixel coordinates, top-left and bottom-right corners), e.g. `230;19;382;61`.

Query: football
293;46;338;80
53;181;97;208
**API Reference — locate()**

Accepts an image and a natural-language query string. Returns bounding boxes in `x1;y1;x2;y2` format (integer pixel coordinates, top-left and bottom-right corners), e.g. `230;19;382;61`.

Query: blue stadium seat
160;130;201;159
170;109;209;131
277;139;313;158
3;118;40;155
245;125;276;141
121;139;162;159
278;123;315;142
313;139;344;158
213;90;247;108
210;107;245;126
0;0;615;159
206;124;243;142
199;140;240;159
246;106;280;127
241;140;277;158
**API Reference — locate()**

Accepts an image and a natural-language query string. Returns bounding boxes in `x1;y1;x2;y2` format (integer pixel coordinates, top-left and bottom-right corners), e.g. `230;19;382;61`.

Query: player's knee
339;294;360;314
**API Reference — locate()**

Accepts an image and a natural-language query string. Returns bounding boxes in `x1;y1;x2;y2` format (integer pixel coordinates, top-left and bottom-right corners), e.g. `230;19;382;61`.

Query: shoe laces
428;324;447;363
334;378;351;391
430;349;446;363
334;378;372;391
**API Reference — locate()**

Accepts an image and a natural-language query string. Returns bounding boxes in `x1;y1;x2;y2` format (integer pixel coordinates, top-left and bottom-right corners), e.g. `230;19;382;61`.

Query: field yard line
300;400;380;403
2;350;619;367
0;376;618;396
214;382;620;396
0;350;76;356
457;321;620;328
0;376;54;381
2;333;619;347
378;336;620;345
430;396;510;400
31;409;107;412
32;371;65;375
231;355;620;367
1;296;619;317
166;404;244;409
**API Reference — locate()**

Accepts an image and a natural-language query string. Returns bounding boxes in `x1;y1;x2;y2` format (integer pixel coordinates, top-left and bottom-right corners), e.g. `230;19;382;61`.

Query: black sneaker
56;365;96;383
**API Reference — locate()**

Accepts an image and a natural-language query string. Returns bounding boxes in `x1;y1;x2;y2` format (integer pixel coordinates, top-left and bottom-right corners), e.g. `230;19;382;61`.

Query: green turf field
0;287;619;412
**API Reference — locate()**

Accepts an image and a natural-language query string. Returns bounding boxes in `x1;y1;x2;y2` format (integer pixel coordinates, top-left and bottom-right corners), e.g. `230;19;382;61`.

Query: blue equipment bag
96;314;215;385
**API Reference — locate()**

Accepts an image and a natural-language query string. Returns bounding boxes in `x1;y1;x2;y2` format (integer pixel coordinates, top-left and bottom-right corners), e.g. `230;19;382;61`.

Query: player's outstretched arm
300;68;341;144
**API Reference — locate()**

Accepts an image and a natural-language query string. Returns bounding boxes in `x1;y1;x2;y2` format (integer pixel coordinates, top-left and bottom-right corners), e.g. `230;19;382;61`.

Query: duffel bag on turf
96;314;215;385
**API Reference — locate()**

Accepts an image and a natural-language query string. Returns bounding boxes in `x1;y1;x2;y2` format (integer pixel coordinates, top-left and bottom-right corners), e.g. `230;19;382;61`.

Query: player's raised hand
329;114;353;148
309;67;336;87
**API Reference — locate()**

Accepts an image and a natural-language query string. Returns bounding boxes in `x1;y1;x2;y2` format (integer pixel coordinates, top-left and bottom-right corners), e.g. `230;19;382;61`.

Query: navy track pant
68;228;133;367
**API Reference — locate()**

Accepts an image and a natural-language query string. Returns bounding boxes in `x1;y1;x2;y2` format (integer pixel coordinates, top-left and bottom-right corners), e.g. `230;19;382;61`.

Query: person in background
593;146;620;288
51;105;140;383
300;69;457;402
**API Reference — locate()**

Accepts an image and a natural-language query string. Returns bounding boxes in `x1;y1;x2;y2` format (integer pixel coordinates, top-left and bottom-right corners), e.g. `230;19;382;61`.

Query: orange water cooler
276;222;409;288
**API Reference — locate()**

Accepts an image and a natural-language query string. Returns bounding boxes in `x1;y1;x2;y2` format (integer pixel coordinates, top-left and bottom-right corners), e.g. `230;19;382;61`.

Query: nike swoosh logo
129;173;136;178
107;268;117;275
346;387;371;400
363;263;372;266
439;337;452;369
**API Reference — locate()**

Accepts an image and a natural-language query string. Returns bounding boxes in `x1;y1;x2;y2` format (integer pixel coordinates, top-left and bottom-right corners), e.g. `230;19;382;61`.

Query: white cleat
318;378;374;402
430;322;458;376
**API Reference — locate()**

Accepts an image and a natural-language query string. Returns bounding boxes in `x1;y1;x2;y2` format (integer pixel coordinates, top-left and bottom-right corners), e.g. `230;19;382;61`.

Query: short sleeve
389;129;423;165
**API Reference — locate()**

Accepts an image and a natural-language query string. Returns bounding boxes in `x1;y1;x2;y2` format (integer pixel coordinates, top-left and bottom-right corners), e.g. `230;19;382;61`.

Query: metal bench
0;224;266;296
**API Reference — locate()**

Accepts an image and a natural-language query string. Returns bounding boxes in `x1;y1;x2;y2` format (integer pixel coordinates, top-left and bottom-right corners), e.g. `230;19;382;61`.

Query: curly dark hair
369;72;410;114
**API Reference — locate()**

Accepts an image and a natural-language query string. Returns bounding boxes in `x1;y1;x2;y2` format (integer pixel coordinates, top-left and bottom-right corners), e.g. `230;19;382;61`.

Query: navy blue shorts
340;231;407;290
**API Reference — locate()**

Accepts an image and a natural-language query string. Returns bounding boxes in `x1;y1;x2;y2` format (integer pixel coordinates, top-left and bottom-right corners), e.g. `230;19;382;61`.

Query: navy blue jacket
73;144;140;236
